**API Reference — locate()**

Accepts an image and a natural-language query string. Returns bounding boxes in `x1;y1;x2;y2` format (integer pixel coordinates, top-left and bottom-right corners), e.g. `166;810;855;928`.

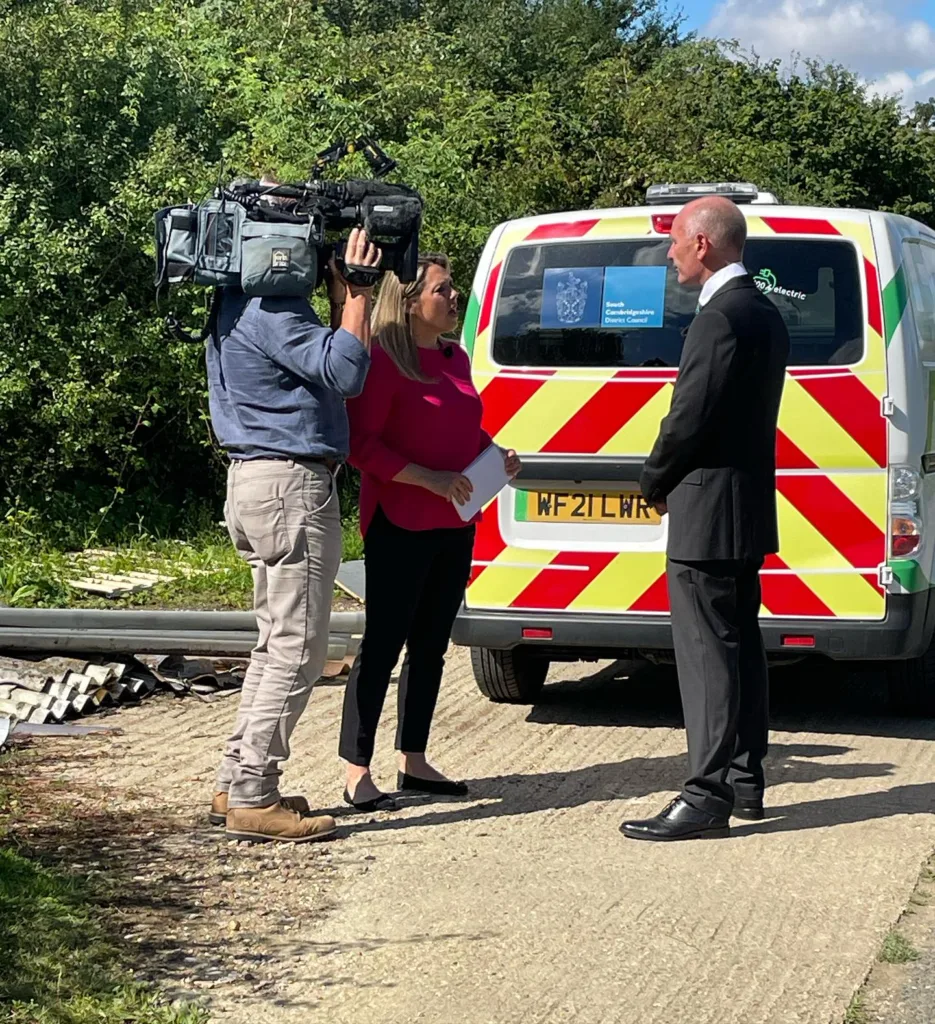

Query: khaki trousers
216;458;341;807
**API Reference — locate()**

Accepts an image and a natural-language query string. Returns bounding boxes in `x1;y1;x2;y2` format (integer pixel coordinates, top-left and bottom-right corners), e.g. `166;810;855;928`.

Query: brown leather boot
225;801;337;844
210;791;310;826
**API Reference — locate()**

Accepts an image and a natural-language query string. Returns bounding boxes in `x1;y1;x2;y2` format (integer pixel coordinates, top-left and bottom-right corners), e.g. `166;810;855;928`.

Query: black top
640;275;790;561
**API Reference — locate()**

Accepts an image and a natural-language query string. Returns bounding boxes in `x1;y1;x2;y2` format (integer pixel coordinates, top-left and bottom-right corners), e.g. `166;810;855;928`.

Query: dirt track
29;649;935;1024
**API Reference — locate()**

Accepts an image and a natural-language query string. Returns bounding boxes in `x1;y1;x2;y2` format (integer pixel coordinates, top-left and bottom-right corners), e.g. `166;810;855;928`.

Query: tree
0;2;932;542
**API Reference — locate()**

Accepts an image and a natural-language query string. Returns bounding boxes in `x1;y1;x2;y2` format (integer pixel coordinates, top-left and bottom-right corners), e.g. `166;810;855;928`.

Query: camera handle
335;256;382;288
332;236;383;288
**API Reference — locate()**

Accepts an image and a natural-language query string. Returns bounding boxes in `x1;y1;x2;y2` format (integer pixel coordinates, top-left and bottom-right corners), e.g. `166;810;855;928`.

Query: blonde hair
371;253;451;382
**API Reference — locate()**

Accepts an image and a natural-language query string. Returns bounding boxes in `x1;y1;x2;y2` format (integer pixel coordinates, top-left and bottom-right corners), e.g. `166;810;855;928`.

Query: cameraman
207;226;381;845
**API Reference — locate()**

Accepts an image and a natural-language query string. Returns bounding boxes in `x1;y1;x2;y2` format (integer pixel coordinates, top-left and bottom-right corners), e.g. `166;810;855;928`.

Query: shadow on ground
527;657;935;741
342;738;928;838
0;742;343;1008
343;657;935;838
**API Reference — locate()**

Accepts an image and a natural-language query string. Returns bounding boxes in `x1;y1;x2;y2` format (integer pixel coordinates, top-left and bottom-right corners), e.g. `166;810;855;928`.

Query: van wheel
470;646;549;704
885;645;935;716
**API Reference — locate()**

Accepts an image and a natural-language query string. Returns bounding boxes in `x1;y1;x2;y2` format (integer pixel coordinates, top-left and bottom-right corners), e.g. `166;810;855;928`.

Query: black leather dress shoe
397;772;468;796
732;795;765;821
620;797;730;842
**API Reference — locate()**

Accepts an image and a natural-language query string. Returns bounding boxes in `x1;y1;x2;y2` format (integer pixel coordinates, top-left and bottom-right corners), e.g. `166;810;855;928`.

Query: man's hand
425;470;474;506
503;448;522;479
331;227;382;349
653;501;668;516
341;226;383;296
327;227;383;302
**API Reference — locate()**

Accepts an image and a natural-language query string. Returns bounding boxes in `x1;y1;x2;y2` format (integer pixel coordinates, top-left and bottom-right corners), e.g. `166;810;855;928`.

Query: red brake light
652;214;675;234
522;628;553;640
781;635;816;649
892;535;920;557
891;514;922;558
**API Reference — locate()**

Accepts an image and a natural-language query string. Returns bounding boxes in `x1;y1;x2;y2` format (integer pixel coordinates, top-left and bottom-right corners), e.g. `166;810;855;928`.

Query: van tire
885;646;935;716
470;646;549;704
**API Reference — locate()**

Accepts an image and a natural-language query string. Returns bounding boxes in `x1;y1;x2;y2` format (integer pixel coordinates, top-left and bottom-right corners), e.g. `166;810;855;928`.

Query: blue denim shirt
206;289;370;461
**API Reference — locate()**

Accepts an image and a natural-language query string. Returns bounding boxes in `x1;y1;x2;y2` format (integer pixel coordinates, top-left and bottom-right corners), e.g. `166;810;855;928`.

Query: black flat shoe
343;788;399;812
397;772;469;797
620;797;730;842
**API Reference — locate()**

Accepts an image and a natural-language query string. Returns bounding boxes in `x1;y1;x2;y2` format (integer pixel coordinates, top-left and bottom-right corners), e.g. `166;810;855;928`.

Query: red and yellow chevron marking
466;212;888;621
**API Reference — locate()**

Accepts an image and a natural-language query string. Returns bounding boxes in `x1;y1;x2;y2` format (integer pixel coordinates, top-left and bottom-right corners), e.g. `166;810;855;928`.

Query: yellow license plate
524;490;662;524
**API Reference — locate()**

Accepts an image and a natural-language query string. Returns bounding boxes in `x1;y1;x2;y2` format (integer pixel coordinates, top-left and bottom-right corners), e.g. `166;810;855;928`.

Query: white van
452;182;935;714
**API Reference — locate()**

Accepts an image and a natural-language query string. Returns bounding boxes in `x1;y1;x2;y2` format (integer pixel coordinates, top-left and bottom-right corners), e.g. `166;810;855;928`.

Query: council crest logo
555;272;588;324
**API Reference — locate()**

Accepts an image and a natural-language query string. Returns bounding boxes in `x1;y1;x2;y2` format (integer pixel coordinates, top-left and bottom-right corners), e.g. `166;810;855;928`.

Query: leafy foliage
0;0;932;544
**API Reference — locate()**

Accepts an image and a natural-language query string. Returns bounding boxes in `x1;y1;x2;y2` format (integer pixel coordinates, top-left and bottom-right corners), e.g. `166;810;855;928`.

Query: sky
678;0;935;107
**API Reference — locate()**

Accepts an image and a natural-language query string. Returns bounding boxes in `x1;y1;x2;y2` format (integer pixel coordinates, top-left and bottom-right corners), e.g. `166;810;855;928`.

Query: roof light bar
646;182;761;206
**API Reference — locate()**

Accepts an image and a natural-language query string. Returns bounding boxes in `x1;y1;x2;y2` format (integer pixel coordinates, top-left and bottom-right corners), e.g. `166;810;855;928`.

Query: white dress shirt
697;262;748;308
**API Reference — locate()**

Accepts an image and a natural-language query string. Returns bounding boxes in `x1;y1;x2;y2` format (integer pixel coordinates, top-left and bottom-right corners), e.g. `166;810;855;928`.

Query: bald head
667;196;748;287
678;196;747;257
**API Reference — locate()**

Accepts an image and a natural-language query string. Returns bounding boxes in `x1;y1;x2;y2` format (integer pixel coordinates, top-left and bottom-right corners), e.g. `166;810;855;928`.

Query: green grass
0;506;364;610
843;992;869;1024
341;511;364;562
0;759;207;1023
878;929;921;965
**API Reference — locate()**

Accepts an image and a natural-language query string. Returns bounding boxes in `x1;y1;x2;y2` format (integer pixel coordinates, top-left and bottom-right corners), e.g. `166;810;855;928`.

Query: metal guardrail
0;608;365;657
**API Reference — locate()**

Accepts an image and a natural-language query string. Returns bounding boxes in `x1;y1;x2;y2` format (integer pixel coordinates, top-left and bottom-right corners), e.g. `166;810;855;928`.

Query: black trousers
667;558;769;817
339;507;475;767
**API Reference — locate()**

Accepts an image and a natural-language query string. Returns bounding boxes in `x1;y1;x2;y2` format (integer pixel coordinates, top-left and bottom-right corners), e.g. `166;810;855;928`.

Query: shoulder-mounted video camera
154;137;422;341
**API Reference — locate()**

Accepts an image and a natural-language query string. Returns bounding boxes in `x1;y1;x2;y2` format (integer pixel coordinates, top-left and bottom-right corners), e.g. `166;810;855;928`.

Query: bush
0;0;932;543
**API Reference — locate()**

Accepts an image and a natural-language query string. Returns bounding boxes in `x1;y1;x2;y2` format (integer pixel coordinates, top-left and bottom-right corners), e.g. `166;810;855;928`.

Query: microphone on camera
437;339;454;359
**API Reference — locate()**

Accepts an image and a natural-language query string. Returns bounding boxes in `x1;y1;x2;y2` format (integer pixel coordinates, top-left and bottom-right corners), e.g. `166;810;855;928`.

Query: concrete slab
51;650;935;1024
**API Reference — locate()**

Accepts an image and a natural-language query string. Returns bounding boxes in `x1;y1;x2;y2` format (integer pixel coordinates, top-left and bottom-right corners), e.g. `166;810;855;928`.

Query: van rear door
464;212;888;623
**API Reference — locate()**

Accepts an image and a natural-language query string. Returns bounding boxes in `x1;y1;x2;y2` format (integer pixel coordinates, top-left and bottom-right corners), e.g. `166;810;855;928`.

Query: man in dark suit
620;196;790;842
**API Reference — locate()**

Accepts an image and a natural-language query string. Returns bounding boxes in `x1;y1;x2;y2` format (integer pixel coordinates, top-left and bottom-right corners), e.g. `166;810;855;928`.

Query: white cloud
704;0;935;106
867;69;935;105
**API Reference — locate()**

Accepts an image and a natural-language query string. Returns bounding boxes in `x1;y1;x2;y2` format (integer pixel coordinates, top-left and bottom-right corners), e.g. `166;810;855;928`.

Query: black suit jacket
640;275;790;562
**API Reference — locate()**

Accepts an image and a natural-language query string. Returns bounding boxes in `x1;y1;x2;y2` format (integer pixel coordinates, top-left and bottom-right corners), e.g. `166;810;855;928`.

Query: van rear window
491;238;863;368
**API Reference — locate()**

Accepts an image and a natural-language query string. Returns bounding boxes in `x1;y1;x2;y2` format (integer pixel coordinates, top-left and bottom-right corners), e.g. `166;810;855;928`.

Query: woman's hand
503;448;522;479
425;470;474;506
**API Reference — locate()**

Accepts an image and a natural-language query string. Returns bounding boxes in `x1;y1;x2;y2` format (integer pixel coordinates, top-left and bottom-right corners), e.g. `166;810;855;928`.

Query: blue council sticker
541;267;605;329
601;266;667;328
